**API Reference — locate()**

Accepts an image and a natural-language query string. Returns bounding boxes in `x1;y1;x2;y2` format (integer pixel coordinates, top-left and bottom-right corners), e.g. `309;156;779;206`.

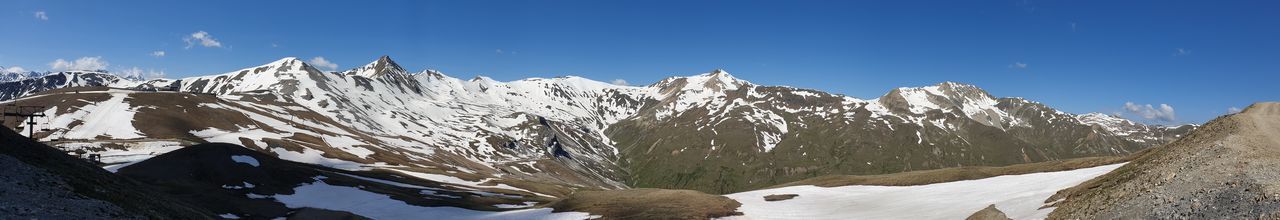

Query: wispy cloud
34;11;48;20
1228;107;1242;114
610;79;629;86
1009;62;1028;69
49;56;110;71
150;51;166;57
495;49;516;55
1124;102;1177;122
308;57;338;71
184;31;223;49
2;66;26;74
1070;22;1078;32
1173;48;1190;56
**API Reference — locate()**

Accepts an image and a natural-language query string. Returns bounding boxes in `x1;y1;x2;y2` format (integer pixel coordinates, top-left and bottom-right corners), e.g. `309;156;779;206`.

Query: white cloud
1228;107;1242;114
1009;62;1028;69
49;56;110;71
308;57;338;71
1124;102;1177;122
1174;48;1190;56
117;67;166;80
184;31;223;49
150;51;166;57
271;43;279;48
610;79;629;86
1070;22;1077;32
34;11;47;20
2;66;26;74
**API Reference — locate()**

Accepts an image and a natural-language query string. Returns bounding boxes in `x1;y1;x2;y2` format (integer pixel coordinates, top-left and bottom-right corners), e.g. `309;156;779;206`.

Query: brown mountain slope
1048;102;1280;219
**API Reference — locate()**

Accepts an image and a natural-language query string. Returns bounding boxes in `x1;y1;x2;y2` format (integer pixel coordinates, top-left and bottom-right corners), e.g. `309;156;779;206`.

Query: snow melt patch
49;92;145;139
231;155;260;167
274;180;595;220
722;163;1124;220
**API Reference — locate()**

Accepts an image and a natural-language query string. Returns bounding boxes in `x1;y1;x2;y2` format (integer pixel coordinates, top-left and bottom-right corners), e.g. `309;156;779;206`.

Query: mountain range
0;56;1196;194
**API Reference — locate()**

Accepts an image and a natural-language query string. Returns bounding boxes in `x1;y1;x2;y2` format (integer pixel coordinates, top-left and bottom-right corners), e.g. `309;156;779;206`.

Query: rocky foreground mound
1049;102;1280;219
0;127;212;219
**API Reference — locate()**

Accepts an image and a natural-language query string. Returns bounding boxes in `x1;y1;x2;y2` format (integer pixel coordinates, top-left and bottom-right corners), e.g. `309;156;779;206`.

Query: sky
1;0;1277;125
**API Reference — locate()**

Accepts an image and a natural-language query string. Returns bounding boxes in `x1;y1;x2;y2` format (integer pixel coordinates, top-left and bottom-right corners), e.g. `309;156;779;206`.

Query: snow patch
274;180;594;220
231;155;260;167
722;163;1124;220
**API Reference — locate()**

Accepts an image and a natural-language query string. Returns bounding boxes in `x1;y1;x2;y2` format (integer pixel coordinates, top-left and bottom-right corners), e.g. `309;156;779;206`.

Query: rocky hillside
0;127;212;219
1048;102;1280;219
2;56;1194;194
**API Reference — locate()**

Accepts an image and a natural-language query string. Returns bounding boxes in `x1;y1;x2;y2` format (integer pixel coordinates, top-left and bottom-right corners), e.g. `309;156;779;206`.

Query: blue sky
1;0;1276;124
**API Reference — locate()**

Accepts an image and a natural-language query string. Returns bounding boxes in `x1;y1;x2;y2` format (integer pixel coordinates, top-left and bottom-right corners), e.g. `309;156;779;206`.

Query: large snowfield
720;163;1124;220
272;178;597;220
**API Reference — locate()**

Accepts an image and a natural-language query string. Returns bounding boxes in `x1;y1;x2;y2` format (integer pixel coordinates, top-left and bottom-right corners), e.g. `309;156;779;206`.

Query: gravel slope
1048;102;1280;219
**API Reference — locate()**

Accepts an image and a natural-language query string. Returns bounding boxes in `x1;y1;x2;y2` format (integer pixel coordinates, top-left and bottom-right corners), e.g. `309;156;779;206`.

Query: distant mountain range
0;56;1195;194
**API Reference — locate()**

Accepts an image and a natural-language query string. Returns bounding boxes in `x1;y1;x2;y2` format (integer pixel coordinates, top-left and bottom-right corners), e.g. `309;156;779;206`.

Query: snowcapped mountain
0;71;176;101
1074;112;1197;144
0;69;40;82
4;56;1195;195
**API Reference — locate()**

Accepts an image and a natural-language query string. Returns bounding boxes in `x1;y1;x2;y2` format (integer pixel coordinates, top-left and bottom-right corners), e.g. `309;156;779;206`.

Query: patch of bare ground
771;155;1130;188
1048;102;1280;219
547;188;742;219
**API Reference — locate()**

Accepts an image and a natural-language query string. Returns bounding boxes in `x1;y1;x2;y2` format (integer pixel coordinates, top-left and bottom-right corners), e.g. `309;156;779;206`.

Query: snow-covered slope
721;163;1124;220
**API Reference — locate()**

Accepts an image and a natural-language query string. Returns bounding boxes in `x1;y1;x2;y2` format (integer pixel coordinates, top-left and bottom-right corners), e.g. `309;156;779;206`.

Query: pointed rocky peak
344;55;408;78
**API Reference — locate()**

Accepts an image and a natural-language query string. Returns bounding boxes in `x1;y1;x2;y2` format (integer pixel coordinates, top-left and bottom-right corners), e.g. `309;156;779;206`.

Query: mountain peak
878;81;1002;118
344;56;407;78
256;57;311;72
274;57;303;64
650;69;752;92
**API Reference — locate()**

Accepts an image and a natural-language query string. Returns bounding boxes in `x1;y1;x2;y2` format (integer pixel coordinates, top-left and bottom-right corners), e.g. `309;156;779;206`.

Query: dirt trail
1048;102;1280;219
